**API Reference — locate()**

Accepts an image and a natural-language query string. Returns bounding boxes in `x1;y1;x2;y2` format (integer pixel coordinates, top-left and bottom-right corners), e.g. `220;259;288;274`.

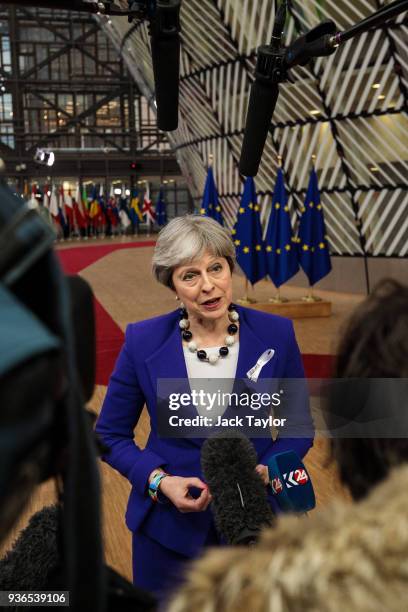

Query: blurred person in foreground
95;215;313;600
166;279;408;612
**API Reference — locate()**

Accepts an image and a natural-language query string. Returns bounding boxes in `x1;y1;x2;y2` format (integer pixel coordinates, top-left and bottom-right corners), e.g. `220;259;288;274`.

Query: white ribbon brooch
246;349;275;383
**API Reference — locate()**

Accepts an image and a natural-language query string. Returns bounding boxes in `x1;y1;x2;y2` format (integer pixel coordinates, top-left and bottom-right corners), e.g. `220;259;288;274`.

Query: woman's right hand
159;475;212;513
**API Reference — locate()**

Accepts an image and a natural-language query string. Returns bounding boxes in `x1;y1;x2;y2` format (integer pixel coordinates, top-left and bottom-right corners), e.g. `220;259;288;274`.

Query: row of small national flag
28;183;168;236
201;166;331;288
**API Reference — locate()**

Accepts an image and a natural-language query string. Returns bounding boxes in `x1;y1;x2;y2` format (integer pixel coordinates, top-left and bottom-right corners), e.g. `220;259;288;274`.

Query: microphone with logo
267;450;316;514
201;431;275;546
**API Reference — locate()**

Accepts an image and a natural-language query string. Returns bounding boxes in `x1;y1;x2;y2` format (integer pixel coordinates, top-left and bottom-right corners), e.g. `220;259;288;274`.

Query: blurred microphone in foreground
201;432;275;545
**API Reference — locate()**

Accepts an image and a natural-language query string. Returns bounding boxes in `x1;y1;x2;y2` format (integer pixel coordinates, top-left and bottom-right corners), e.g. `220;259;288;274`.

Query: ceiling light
309;109;320;115
372;83;380;89
370;166;379;172
114;188;122;195
34;148;55;167
378;95;386;100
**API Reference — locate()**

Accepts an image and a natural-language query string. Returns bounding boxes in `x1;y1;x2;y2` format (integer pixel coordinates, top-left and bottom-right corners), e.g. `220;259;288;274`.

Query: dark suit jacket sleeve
267;320;314;459
95;326;167;496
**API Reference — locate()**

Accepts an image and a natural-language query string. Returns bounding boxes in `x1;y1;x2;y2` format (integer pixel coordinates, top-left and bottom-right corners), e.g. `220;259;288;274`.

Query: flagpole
302;285;322;302
237;277;257;305
268;154;289;303
208;153;214;218
302;153;323;302
269;285;289;303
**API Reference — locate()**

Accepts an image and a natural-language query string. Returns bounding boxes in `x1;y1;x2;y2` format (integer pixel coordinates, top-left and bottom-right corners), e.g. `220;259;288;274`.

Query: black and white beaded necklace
179;303;239;365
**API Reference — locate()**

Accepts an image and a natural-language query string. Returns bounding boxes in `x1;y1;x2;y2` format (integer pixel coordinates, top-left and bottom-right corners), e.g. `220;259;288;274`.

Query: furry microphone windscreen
201;431;275;545
0;505;60;591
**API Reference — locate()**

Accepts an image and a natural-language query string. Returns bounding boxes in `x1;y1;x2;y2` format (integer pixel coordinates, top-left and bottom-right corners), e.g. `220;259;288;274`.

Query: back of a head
330;279;408;499
336;279;408;378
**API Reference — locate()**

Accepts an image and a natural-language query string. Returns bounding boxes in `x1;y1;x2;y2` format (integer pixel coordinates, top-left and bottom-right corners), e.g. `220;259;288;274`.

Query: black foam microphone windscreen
239;80;279;177
151;28;180;131
239;2;286;176
201;431;275;545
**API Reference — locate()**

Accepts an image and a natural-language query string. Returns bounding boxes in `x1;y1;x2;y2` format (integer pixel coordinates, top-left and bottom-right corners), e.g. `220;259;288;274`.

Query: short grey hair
152;215;236;289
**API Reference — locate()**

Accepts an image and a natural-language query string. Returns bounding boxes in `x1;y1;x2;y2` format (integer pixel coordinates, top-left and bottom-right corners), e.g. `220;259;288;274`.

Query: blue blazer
96;305;314;557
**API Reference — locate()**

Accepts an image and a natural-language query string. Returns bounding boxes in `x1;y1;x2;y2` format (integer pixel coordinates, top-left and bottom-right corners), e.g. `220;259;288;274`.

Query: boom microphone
201;431;275;545
239;1;287;177
267;450;316;513
149;1;181;131
5;0;181;132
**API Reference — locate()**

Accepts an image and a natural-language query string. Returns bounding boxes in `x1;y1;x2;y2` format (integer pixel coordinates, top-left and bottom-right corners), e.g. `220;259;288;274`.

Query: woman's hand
255;464;269;485
159;476;212;513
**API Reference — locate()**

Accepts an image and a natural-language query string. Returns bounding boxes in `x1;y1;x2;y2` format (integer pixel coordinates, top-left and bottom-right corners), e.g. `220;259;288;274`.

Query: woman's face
172;251;233;321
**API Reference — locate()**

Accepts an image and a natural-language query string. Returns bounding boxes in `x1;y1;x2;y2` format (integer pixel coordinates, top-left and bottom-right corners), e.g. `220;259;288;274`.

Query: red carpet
302;353;335;379
57;241;155;275
56;243;335;385
93;299;125;386
57;243;155;386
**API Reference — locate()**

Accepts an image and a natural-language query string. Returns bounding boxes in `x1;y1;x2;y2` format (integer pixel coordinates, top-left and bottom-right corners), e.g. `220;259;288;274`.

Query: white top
183;342;239;419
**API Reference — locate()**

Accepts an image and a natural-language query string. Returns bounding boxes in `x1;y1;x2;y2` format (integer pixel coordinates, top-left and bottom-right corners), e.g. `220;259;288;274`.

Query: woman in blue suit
95;215;314;601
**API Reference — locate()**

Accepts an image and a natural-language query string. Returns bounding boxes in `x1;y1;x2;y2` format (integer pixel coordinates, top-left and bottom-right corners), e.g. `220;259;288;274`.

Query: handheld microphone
201;431;275;545
267;450;316;513
239;1;287;177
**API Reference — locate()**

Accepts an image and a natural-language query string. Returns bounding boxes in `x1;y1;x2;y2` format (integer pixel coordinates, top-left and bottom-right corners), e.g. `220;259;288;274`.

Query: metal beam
27;87;130;152
21;24;100;79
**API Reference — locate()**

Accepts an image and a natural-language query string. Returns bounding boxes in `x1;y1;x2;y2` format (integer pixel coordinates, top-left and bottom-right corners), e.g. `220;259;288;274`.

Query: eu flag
155;186;167;226
264;168;299;288
200;166;224;225
233;176;267;285
298;168;332;286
